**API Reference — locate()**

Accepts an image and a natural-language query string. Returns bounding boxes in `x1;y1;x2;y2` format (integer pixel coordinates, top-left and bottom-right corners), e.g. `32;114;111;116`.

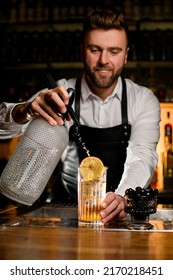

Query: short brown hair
82;7;129;45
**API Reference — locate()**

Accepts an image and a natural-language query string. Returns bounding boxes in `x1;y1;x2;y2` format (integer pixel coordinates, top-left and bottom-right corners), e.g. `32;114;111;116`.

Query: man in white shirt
0;7;160;224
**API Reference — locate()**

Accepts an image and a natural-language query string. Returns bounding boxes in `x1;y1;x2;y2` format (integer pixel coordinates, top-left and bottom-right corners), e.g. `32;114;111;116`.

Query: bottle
162;112;173;189
18;0;27;22
153;0;162;20
0;75;70;206
164;112;172;149
9;0;18;23
0;118;69;206
36;0;43;22
163;0;172;20
133;0;141;21
27;0;35;22
150;166;158;189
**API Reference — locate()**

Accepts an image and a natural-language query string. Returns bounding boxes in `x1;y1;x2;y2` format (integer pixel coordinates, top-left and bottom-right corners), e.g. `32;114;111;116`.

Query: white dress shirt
0;76;160;196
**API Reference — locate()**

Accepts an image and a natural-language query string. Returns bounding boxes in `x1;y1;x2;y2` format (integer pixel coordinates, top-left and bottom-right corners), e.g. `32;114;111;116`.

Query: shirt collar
80;75;122;102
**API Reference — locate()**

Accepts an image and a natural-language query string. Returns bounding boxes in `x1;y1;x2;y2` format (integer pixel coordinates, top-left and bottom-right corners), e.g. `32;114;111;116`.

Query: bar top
0;203;173;260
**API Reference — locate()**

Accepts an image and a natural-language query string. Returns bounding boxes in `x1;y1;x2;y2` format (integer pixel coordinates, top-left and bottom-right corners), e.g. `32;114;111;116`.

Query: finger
31;102;64;126
56;85;70;105
47;86;70;107
100;199;125;224
102;192;116;208
101;207;122;224
44;89;68;114
31;88;71;126
30;96;64;126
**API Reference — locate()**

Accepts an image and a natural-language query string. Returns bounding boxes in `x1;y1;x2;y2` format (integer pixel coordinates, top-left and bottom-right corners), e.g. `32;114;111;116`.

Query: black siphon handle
44;74;80;127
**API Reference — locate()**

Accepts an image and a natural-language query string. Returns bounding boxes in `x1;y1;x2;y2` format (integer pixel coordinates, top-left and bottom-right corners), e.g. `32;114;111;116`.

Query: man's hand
12;86;71;126
100;192;127;224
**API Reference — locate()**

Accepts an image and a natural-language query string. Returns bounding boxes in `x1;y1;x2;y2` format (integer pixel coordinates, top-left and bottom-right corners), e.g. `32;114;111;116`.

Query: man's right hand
12;86;71;125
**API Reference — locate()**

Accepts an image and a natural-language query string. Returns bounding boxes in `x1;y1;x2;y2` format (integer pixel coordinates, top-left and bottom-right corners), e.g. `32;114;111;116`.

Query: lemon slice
80;156;105;181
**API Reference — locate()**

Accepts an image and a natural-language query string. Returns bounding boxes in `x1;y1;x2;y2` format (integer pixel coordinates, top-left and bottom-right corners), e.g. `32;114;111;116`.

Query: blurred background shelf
1;0;173;204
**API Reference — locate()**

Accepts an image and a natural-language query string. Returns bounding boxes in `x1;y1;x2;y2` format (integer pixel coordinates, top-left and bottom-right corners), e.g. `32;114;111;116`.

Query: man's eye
91;48;99;53
111;48;121;55
111;50;118;55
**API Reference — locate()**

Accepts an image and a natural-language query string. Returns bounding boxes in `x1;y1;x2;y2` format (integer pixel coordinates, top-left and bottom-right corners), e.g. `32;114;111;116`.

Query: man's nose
98;51;109;64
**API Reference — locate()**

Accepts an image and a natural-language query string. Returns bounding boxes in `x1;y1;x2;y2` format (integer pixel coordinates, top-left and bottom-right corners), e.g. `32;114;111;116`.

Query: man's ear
124;47;129;65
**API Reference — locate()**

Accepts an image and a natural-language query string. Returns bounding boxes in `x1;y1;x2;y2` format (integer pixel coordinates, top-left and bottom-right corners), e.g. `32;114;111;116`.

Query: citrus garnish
80;156;105;181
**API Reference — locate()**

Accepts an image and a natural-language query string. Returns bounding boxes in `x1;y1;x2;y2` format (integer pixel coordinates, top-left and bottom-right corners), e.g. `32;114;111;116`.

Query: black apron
69;77;131;193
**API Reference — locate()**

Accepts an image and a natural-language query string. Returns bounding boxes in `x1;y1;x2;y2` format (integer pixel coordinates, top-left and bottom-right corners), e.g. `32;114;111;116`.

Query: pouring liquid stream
74;126;90;157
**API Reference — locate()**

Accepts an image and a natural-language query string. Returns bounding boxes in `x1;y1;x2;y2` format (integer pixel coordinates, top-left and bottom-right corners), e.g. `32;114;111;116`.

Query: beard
84;62;124;89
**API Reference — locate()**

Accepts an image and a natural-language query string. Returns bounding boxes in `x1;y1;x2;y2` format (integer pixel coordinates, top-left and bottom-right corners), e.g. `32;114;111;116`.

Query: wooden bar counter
0;203;173;260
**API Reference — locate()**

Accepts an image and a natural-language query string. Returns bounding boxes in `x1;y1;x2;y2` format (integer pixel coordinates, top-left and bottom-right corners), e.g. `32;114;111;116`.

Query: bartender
0;7;160;224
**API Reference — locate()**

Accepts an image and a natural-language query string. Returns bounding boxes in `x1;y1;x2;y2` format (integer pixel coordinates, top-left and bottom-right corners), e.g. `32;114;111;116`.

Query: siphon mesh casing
0;118;69;205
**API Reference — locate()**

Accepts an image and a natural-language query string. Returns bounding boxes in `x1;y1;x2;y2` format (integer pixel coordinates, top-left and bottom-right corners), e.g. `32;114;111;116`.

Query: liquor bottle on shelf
163;0;172;20
27;0;35;22
164;112;172;148
18;0;26;22
153;0;162;20
162;112;173;190
36;0;43;22
140;30;153;61
150;166;158;189
123;0;133;20
164;29;173;61
9;0;18;23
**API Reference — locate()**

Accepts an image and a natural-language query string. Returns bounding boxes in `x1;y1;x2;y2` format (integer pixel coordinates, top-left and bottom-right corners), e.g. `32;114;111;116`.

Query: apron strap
74;76;81;122
121;77;128;124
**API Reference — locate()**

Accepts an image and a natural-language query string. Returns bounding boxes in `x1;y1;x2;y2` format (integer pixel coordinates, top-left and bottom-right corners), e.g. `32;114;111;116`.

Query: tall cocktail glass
78;167;107;227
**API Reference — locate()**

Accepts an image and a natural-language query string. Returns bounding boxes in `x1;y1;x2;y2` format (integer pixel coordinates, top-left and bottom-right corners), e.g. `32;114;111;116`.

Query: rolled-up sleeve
0;102;28;139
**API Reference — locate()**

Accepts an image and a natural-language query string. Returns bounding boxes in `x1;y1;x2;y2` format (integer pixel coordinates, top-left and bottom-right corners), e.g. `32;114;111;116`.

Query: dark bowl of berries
124;186;159;230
